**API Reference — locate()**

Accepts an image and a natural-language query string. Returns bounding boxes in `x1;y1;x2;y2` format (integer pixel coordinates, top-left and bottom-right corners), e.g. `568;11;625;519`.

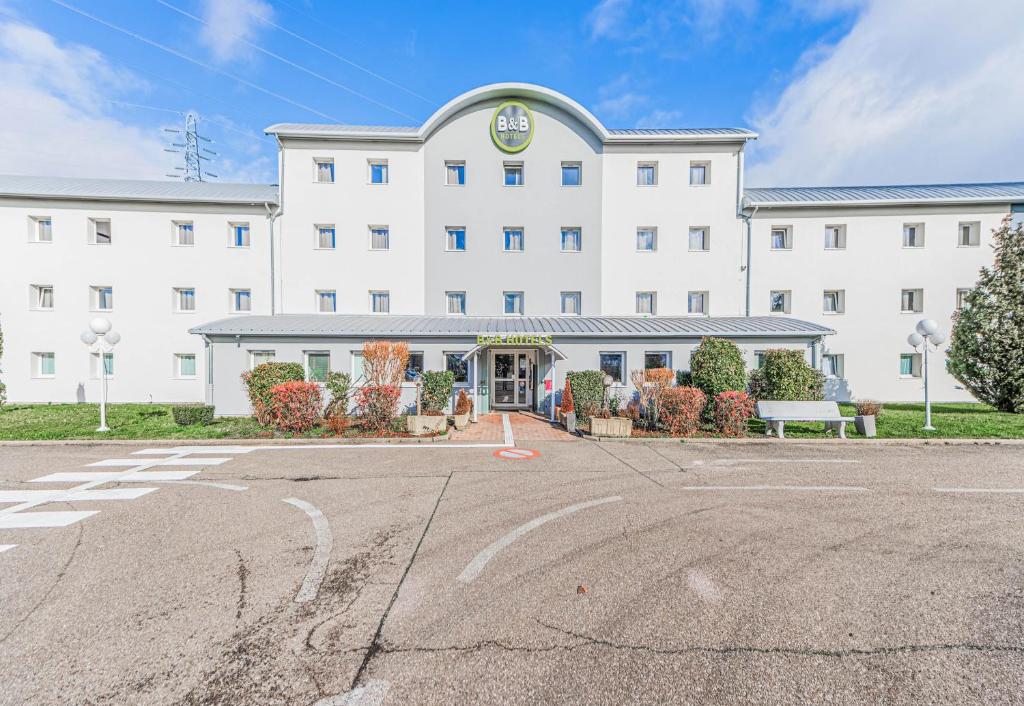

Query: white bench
756;401;855;439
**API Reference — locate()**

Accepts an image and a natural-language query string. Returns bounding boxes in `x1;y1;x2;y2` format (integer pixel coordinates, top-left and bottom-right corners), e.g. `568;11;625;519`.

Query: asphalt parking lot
2;437;1024;705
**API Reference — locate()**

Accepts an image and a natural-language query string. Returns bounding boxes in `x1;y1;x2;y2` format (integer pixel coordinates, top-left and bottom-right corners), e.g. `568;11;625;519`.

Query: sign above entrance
477;334;553;346
490;100;534;153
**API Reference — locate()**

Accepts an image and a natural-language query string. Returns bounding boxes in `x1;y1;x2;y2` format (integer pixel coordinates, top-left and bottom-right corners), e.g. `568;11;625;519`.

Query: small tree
324;371;351;419
363;341;409;387
420;370;455;413
947;219;1024;412
690;337;747;399
561;382;574;414
749;349;824;401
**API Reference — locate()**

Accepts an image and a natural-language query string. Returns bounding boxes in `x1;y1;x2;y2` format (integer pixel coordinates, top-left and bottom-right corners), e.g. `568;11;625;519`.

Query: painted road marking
133;446;258;455
0;488;157;503
674;485;869;492
31;471;199;483
687;569;721;604
282;497;333;603
934;487;1024;494
493;447;540;460
502;413;515;447
87;457;230;467
0;511;100;529
0;545;17;553
458;495;623;583
706;458;862;466
154;480;248;492
314;680;391;706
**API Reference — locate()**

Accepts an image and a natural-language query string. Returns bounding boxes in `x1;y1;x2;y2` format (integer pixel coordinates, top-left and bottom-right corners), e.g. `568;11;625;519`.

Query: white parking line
709;458;861;465
314;680;391;706
155;480;248;492
87;457;230;467
31;471;199;483
934;487;1024;494
458;495;623;583
675;485;869;492
0;511;100;528
0;488;157;502
687;569;721;604
0;545;16;553
133;446;258;455
502;414;515;447
282;497;333;603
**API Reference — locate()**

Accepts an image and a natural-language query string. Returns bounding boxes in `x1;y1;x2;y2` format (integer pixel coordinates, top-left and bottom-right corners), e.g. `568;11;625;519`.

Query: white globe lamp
80;318;120;432
80;330;98;345
89;317;112;335
907;332;924;348
916;319;939;337
909;318;946;432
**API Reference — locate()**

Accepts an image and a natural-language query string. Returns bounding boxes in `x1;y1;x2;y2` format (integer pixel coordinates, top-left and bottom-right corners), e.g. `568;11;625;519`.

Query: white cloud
586;0;756;44
636;109;684;128
746;0;1024;187
587;0;632;40
198;0;273;63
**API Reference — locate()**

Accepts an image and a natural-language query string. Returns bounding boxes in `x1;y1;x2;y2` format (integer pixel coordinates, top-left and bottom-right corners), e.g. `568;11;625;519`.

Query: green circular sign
490;100;534;153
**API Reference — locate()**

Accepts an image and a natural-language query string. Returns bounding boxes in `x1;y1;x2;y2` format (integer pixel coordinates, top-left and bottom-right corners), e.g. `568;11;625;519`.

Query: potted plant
453;389;472;431
407;370;453;435
854;399;881;437
559;383;577;433
589;407;632;437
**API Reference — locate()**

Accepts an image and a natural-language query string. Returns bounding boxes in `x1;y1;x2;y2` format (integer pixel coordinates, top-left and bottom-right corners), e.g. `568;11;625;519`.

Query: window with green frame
306;352;330;382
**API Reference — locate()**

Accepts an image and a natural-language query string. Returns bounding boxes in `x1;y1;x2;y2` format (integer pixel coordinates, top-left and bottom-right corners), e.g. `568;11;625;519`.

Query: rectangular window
771;227;792;250
503;291;524;315
688;227;709;251
560;227;581;252
901;288;923;313
445;161;465;186
636;228;657;252
315;158;335;183
599;352;625;384
823;354;844;379
754;350;766;369
369;160;389;184
306;352;330;383
351;351;365;382
956;288;971;311
369;226;390;250
637;162;657;186
317;225;336;249
250;350;275;369
32;285;54;310
92;286;114;311
636;291;656;315
645;352;671;369
33;352;56;378
174;287;195;312
91;218;112;244
900;353;922;378
561;162;581;186
446;227;466;252
175;221;195;246
689;162;709;185
687;291;708;314
370;290;390;314
823;289;845;314
231;288;252;313
406;351;425;381
560;291;581;315
446;291;466;315
230;223;251;248
503;228;524;252
503;162;523;186
903;224;924;248
33;217;53;242
176;353;197;378
317;290;337;313
91;352;114;378
769;290;791;314
824;225;846;250
445;353;468;384
958;221;980;247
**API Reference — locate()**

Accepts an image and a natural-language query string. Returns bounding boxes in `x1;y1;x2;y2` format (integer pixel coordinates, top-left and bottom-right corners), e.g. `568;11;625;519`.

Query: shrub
172;404;215;426
363;341;409;387
241;362;305;425
566;370;606;421
268;381;322;432
421;370;455;413
356;384;401;433
455;389;473;416
561;382;575;414
675;370;693;387
659;386;706;436
854;400;883;417
748;349;824;401
325;414;350;436
714;391;755;437
691;337;747;399
324;371;351;418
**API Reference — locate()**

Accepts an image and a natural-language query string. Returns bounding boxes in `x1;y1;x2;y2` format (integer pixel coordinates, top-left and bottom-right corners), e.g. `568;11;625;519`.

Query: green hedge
421;370;455;412
241;362;305;424
748;349;824;401
172;404;215;426
566;370;606;421
324;371;351;417
690;337;747;398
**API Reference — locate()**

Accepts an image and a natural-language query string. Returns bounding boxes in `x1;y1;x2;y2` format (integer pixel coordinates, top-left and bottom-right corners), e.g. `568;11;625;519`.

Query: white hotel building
2;83;1021;416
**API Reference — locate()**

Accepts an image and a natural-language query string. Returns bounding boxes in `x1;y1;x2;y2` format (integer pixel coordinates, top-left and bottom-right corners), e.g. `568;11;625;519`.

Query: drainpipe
264;202;282;315
739;204;758;317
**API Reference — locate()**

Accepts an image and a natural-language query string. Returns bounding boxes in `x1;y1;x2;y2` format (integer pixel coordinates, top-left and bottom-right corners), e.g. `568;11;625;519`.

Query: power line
108;100;266;143
153;0;419;122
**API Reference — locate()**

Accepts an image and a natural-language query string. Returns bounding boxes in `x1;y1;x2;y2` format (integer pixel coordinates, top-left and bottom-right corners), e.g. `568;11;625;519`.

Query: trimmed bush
455;389;473;415
561;382;575;414
241;362;305;425
675;370;693;387
748;349;824;401
324;371;351;418
713;391;754;437
356;384;401;433
172;404;215;426
566;370;606;421
421;370;455;413
268;381;322;432
659;386;706;436
691;337;747;399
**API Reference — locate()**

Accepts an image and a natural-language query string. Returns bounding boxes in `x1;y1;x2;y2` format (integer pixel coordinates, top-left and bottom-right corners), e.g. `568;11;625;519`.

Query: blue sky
1;0;1021;186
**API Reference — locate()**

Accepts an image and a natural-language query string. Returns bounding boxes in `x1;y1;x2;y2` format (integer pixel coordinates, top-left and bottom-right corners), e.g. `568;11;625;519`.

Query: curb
0;433;454;448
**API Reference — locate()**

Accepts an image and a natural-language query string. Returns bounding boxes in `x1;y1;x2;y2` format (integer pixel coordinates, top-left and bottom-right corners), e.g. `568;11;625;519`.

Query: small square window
561;291;581;315
636;228;657;252
231;288;252;313
900;353;922;378
689;162;709;185
91;352;114;378
561;162;581;186
369;226;390;251
903;224;924;248
824;225;846;250
370;290;390;314
316;225;336;249
315;158;335;183
503;228;524;252
771;227;792;250
445;353;469;383
688;227;709;252
32;285;54;310
175;221;195;246
230;223;251;248
823;289;845;314
32;217;53;242
823;354;844;379
250;350;275;368
446;291;466;315
33;352;56;378
503;291;524;315
637;162;657;186
958;221;980;247
503;162;523;186
636;291;656;315
174;287;195;312
317;290;337;313
445;161;465;186
599;352;625;384
644;352;671;369
306;352;330;382
560;228;581;252
446;227;466;252
901;288;923;313
91;218;112;244
369;160;389;184
956;288;971;311
176;353;197;378
92;286;114;311
770;290;791;314
687;291;708;314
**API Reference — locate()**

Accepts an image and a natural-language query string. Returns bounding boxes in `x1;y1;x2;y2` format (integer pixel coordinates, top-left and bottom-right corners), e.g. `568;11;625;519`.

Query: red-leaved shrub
356;384;401;433
714;390;755;437
561;382;575;414
658;386;706;436
268;381;322;432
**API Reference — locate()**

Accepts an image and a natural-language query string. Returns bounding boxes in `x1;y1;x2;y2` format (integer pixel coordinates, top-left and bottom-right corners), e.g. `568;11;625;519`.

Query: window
33;352;56;378
561;162;581;186
503;228;524;252
560;228;581;252
823;289;845;314
351;351;365;382
636;228;657;252
645;352;671;369
174;287;195;312
316;290;337;313
175;221;195;246
370;290;390;314
900;353;922;378
446;227;466;252
771;227;792;250
958;221;980;247
250;350;275;368
599;352;625;384
306;352;330;383
688;227;709;252
503;291;524;315
369;160;389;184
369;226;390;250
769;290;791;314
176;353;197;378
92;286;114;311
231;288;252;313
230;223;251;248
823;354;844;379
689;161;709;185
754;351;766;369
824;225;846;250
636;291;656;315
903;223;924;248
687;291;708;315
637;162;657;186
315;158;334;183
32;216;53;242
32;285;54;310
91;352;114;378
90;218;112;244
503;162;523;186
901;288;923;313
445;353;468;383
956;288;971;311
316;225;336;249
561;291;581;315
446;291;466;315
445;161;465;186
406;352;425;381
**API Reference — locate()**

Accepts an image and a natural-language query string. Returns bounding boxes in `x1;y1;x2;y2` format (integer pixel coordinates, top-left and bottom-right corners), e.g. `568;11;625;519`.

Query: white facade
1;83;1021;406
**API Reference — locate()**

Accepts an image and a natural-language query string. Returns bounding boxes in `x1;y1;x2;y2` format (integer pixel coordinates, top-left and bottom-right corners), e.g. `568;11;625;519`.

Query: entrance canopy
460;342;567;363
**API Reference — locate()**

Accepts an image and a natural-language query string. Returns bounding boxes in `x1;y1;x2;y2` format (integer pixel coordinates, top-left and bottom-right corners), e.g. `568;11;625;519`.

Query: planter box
590;417;632;437
559;411;577;434
453;413;470;431
406;415;448;436
854;414;877;437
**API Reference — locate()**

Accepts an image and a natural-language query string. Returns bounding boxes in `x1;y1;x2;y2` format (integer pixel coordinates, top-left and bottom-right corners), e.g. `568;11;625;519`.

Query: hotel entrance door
490;350;534;409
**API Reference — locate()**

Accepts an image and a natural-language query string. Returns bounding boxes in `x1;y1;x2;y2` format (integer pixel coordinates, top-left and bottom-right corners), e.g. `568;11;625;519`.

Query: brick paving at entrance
451;412;579;442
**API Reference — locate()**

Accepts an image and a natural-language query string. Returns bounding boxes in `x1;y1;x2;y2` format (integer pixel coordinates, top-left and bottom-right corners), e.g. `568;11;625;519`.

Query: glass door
493;353;515;406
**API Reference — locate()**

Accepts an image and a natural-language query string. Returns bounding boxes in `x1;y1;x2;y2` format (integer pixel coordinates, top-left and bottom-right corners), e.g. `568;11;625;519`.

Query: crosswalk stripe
0;545;17;553
31;471;199;483
87;457;230;467
0;511;99;528
0;488;158;503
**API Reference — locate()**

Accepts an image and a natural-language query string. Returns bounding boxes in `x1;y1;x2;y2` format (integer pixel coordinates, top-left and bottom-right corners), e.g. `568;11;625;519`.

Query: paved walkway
450;412;578;442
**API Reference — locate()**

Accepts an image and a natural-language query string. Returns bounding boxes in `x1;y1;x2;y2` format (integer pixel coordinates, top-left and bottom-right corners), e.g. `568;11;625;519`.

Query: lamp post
80;317;120;432
907;318;946;432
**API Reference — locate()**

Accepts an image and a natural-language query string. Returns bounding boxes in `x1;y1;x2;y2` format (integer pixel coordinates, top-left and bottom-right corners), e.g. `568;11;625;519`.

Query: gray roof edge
743;181;1024;208
0;175;279;205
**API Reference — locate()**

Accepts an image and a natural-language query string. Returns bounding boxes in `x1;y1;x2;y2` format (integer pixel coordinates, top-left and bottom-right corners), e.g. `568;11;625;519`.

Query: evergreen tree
947;219;1024;412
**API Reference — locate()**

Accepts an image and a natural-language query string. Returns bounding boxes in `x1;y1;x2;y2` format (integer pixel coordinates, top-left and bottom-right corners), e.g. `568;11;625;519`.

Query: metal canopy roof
191;315;833;338
0;175;279;205
743;181;1024;208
